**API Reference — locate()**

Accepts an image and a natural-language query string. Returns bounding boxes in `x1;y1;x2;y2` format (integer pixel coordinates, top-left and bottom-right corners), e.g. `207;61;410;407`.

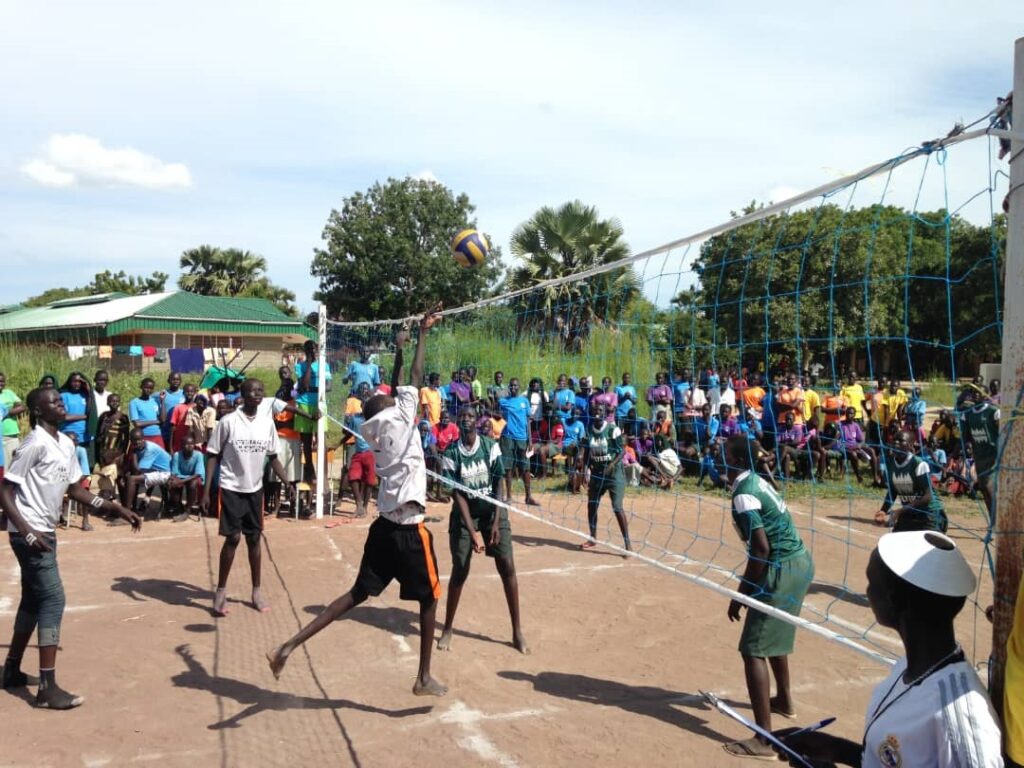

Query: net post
315;301;327;520
991;36;1024;706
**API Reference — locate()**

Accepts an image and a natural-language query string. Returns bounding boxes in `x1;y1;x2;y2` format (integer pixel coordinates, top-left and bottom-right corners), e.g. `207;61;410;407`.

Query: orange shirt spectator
822;394;847;424
776;386;804;425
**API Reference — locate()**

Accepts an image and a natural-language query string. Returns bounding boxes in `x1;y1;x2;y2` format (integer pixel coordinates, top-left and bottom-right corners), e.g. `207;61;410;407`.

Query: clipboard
700;690;825;767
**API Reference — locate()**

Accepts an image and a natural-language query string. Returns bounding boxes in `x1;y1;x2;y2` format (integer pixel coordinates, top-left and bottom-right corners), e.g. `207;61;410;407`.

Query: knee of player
495;556;516;578
224;533;242;548
245;532;262;548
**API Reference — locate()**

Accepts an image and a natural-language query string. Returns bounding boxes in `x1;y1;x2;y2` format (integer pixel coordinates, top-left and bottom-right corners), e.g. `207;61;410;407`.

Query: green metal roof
0;291;315;341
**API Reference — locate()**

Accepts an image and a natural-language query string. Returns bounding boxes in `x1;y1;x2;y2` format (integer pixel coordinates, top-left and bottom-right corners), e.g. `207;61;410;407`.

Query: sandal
721;737;778;760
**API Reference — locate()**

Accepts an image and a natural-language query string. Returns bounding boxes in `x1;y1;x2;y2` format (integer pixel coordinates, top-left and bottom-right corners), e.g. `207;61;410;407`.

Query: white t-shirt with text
5;427;83;533
206;408;279;493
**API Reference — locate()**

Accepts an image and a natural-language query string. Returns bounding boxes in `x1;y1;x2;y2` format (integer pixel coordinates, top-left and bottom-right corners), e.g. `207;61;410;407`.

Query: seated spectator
622;444;641;487
697;442;725;489
125;429;172;513
930;409;960;455
168;434;205;522
652;409;677;445
620;407;647;439
561;406;587;494
533;404;564;478
777;412;821;480
839;407;883;486
819;421;846;478
905;385;926;428
718;377;736;410
717;403;740;440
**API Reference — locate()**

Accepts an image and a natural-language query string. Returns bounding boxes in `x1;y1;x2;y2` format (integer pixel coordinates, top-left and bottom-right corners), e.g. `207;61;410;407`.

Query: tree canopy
178;246;298;316
311;177;502;320
23;269;169;307
507;200;638;352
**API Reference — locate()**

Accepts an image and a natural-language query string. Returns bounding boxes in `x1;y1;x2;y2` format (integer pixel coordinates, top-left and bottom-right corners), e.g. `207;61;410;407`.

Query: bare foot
579;540;597;550
525;497;541;507
412;676;448;697
252;589;271;613
513;632;531;655
266;645;290;679
436;629;453;651
213;588;230;617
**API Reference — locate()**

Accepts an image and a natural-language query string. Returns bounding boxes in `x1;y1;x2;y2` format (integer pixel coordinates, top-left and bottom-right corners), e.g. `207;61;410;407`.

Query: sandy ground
0;485;993;768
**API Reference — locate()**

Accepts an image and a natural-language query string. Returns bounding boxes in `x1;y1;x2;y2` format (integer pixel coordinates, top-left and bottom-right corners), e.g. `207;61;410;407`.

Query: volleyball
451;228;489;267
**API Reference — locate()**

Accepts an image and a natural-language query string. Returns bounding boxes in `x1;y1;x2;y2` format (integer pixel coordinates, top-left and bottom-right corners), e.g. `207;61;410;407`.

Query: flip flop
721;738;778;760
579;540;597;550
324;521;343;529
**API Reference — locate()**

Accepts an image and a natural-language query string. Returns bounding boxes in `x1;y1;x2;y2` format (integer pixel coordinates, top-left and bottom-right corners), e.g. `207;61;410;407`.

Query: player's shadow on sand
303;604;508;649
807;581;870;607
110;577;221;616
171;645;432;730
512;533;623;558
498;670;736;742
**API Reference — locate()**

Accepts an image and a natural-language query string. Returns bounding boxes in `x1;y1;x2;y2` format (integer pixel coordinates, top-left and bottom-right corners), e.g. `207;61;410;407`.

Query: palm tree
178;245;295;315
507;201;639;351
178;245;224;295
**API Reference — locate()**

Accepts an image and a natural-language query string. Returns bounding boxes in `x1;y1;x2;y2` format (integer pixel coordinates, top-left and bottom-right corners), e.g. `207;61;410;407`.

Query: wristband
91;495;105;509
25;532;37;546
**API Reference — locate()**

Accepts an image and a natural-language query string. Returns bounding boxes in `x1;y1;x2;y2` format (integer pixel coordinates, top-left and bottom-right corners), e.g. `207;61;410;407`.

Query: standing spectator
613;373;636;424
342;348;380;394
807;359;825;379
266;381;301;517
130;378;163;448
800;374;821;430
295;339;331;485
448;369;471;417
722;434;814;760
159;373;186;448
989;378;1001;405
419;373;443;426
840;371;867;422
91;370;111;418
646;372;673;420
487;371;510;408
345;409;376;519
905;386;926;428
574;377;594;430
499;378;539;506
526;378;549;427
432;411;459;453
58;373;93;463
0;372;26;467
551;374;575;412
467;366;483;405
821;386;847;426
591;377;618;424
374;367;392;396
167;383;198;454
718;378;736;410
740;373;765;422
672;369;691;421
775;373;804;426
91;394;130;505
707;368;722;415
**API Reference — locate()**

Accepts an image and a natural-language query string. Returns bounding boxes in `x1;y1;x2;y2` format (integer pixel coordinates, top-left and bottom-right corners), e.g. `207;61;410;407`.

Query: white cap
581;376;593;387
877;531;976;598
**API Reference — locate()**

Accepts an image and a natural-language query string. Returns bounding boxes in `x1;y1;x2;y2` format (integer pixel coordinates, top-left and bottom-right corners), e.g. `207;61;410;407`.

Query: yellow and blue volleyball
451;228;489;267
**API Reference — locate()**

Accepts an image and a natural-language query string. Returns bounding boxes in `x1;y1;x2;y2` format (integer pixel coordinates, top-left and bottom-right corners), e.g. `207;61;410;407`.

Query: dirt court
0;488;993;768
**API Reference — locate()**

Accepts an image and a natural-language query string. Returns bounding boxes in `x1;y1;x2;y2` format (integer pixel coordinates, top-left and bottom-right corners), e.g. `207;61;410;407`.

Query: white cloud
20;133;192;190
410;169;440;184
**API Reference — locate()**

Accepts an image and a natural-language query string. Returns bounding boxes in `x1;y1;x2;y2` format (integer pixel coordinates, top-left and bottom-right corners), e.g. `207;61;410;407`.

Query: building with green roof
0;291;315;372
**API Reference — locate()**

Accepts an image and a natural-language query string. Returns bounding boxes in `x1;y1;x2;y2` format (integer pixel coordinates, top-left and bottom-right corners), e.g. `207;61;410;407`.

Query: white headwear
877;531;976;598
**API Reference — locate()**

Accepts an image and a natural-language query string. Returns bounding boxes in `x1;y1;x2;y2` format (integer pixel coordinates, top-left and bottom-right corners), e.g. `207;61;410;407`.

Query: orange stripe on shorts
417;522;442;600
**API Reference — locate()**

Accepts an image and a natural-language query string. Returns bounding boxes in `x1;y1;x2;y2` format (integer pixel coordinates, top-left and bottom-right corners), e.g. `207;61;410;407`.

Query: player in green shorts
877;428;948;532
580;403;631;553
436;409;529;655
722;434;815;760
960;391;1000;521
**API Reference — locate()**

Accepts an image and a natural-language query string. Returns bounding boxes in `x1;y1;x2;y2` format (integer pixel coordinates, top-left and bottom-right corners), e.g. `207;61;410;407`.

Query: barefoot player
201;379;291;616
437;408;529;655
0;388;141;709
268;308;447;697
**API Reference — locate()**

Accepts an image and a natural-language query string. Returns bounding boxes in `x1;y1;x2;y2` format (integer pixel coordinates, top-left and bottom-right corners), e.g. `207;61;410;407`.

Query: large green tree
680;203;1005;378
311;178;502;320
178;246;298;316
506;200;639;352
23;269;169;307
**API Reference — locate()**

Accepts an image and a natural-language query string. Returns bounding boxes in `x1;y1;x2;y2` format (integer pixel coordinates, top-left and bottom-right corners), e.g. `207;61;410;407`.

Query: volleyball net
322;112;1015;669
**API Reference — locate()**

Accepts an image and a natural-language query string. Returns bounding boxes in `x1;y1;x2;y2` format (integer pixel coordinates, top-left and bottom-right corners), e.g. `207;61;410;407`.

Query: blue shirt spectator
760;387;777;434
347;412;370;453
136;441;171;472
345;360;380;393
673;379;690;414
573;392;592;429
499;395;530;441
552;387;575;411
171;450;206;480
614;384;637;421
60;390;88;443
296;359;332;406
130;396;162;438
562;419;587;447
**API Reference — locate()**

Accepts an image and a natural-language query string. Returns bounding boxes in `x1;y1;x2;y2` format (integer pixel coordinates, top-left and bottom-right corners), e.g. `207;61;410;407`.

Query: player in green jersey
437;409;529;655
580;403;631;554
877;429;948;532
960;392;1000;520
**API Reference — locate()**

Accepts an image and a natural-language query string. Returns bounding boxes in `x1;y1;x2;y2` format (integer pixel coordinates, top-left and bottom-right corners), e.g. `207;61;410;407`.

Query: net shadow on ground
497;670;738;743
170;644;432;731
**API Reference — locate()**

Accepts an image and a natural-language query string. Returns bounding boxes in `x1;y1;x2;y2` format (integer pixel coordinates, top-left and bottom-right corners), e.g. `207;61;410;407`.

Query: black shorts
354;516;442;603
219;488;264;538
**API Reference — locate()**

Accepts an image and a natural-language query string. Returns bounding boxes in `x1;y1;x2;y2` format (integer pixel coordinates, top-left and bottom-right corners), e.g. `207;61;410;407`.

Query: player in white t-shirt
201;378;290;617
268;308;448;697
0;388;141;710
778;530;1003;767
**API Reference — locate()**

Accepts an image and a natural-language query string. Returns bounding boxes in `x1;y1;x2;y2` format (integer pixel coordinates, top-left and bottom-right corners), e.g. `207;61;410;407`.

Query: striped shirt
862;658;1002;767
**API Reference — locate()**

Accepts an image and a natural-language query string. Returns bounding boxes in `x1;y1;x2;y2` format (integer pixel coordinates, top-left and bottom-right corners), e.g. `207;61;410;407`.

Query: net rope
322;117;1011;669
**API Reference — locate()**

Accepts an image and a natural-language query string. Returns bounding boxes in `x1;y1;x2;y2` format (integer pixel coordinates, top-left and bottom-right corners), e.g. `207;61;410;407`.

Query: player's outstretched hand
113;503;143;532
727;598;744;622
471;530;485;554
421;303;443;330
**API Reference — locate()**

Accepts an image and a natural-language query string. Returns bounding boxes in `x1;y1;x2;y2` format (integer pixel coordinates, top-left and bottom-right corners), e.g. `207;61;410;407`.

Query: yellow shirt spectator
879;387;908;427
419;386;442;425
802;387;821;426
840;382;866;419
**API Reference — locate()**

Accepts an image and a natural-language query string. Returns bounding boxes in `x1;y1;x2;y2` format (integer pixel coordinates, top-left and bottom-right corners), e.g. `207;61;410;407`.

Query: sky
0;1;1018;315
